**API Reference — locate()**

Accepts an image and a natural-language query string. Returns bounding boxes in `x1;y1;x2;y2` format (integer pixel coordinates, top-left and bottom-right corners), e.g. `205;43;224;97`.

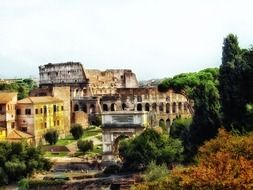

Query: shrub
144;161;168;182
77;140;93;153
70;124;84;140
119;129;184;170
43;130;58;145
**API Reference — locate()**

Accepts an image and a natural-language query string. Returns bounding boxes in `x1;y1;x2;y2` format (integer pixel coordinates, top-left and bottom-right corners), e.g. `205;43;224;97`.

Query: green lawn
81;127;102;140
56;135;75;146
44;152;69;157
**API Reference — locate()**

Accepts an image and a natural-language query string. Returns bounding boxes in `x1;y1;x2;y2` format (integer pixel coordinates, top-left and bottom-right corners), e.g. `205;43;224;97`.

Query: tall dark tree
219;34;246;132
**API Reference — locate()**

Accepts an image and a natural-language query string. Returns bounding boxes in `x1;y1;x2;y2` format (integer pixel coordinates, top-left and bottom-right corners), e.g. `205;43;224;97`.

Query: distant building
16;96;65;145
0;92;17;135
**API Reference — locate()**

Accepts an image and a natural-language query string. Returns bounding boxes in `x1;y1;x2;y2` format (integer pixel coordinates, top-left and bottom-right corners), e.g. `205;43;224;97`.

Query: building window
53;105;57;112
0;106;2;112
44;106;47;114
61;106;64;111
44;122;47;128
57;120;60;126
16;109;21;115
25;109;31;115
40;108;43;114
35;109;39;114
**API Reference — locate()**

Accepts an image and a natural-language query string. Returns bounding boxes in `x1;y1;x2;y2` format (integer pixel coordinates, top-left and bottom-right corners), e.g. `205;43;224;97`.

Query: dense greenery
77;140;94;153
119;129;184;170
70;124;84;140
43;130;59;145
219;34;253;132
134;129;253;190
0;142;51;186
159;67;221;156
0;79;37;100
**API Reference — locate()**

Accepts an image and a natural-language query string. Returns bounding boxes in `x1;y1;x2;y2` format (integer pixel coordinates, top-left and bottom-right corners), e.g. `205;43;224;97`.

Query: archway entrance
113;135;129;156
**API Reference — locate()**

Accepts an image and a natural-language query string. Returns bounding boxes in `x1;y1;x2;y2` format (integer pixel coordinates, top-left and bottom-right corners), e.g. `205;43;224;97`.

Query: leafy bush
119;129;184;170
0;142;52;186
77;140;93;153
44;130;58;145
144;161;168;182
70;124;84;140
103;164;121;175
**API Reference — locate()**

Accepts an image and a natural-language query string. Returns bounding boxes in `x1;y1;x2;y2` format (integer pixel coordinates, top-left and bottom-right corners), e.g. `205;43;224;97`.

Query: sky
0;0;253;80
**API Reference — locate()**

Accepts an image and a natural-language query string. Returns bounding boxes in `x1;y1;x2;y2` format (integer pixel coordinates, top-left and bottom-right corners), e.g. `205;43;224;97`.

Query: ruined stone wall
39;62;88;86
85;69;138;95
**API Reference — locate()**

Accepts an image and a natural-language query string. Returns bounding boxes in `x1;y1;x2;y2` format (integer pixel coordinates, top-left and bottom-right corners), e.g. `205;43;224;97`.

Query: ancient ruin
31;62;192;158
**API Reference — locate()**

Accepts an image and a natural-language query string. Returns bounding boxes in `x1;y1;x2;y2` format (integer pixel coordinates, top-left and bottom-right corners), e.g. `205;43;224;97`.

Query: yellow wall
0;129;6;141
17;101;65;145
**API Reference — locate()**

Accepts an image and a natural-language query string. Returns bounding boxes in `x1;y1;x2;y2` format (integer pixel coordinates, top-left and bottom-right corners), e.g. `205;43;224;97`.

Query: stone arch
122;103;127;111
111;103;116;111
152;103;157;111
89;104;96;114
74;104;79;111
137;103;142;111
103;104;109;112
81;104;87;113
172;102;177;113
166;119;171;127
113;134;129;155
178;102;182;113
159;103;164;112
166;103;170;113
159;119;165;128
145;103;150;111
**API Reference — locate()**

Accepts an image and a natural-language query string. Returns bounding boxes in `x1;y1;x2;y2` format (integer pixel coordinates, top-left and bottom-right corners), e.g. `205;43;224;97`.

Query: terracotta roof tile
0;92;17;104
18;96;63;104
7;129;33;139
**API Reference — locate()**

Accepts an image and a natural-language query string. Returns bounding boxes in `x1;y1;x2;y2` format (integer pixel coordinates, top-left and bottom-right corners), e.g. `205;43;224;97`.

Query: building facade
0;92;18;138
16;96;65;145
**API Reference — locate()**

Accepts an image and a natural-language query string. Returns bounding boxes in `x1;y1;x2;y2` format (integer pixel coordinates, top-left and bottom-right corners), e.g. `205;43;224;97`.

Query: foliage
170;118;192;162
158;68;221;157
70;124;84;140
77;140;93;153
22;179;65;189
0;79;37;100
0;142;52;186
134;129;253;190
144;161;168;182
43;129;59;145
119;129;184;170
103;164;121;175
219;34;247;132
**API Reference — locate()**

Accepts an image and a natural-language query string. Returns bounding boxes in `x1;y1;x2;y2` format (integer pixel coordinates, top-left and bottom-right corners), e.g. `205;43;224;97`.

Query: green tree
119;129;183;170
219;34;246;132
0;142;52;186
43;130;58;145
70;124;84;140
77;140;93;153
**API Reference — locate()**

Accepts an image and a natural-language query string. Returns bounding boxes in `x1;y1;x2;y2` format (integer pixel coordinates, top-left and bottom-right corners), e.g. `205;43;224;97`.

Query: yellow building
0;92;18;141
16;96;65;145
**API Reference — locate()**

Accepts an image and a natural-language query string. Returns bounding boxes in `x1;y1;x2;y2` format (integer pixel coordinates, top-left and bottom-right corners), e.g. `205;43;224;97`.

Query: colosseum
31;62;192;133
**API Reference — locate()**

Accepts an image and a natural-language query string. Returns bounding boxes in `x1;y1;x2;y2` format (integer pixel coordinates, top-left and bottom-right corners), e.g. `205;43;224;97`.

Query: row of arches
73;104;96;114
102;102;189;113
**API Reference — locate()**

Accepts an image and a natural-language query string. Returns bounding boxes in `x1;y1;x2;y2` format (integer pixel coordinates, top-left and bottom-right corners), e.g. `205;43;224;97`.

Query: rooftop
18;96;63;104
7;129;33;139
0;92;17;104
